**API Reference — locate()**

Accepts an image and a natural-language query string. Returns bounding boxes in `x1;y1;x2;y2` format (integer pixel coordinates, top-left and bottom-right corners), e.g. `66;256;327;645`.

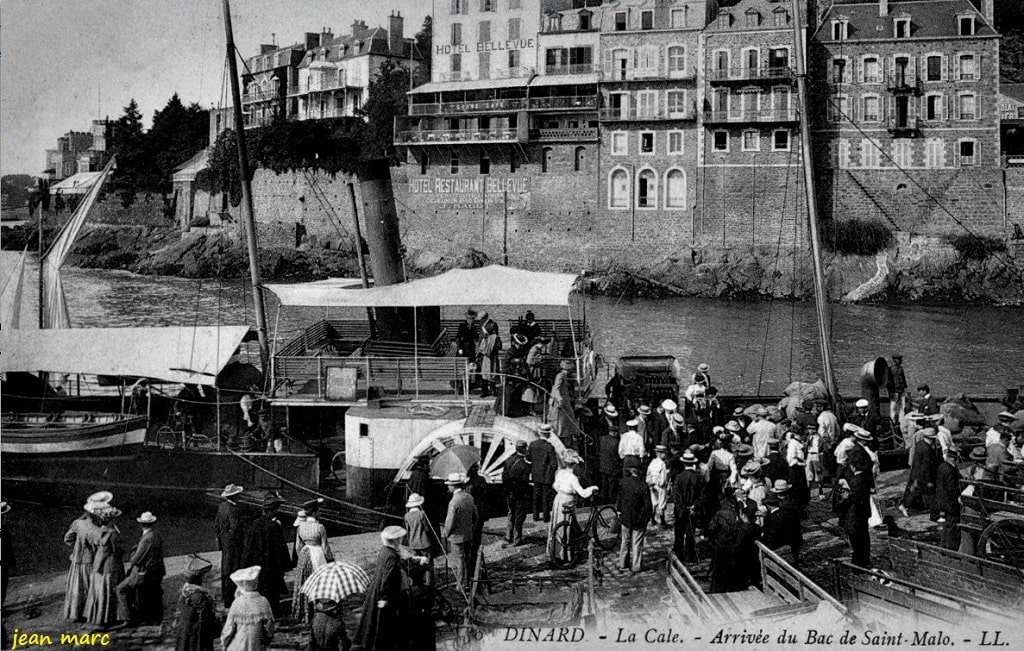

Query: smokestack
878;0;888;17
389;11;404;56
981;0;994;25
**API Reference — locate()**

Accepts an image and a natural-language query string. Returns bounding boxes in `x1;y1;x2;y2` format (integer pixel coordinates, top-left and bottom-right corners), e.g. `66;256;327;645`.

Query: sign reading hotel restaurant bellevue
408;177;530;210
435;39;535;55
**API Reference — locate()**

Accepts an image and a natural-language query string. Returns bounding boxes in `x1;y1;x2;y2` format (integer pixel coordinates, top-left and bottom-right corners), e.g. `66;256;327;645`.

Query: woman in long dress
62;501;102;621
478;321;501;398
291;501;334;621
221;566;276;651
175;557;219;651
546;449;598;562
85;505;126;627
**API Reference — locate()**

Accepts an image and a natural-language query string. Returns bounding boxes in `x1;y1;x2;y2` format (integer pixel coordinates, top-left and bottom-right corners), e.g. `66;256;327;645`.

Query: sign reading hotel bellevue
435;38;535;55
408;177;530;210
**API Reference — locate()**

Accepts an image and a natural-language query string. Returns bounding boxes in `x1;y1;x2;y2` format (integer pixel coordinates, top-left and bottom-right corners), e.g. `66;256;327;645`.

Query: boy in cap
221;566;276;651
646;446;671;528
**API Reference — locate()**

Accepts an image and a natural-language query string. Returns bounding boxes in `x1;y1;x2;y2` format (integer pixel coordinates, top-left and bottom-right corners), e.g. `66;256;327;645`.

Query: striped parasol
301;561;371;602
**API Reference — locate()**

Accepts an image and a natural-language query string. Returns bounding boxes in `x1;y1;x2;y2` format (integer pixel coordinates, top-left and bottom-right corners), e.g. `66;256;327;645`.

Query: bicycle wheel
186;434;213;451
550;520;579;568
156;425;179;449
592;505;621;551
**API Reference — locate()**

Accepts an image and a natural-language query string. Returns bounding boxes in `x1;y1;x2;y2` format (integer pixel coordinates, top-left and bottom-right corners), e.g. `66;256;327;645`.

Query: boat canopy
266;265;582;308
0;326;251;386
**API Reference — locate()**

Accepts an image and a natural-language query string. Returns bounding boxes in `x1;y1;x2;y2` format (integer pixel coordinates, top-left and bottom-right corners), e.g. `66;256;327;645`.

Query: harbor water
2;252;1022;574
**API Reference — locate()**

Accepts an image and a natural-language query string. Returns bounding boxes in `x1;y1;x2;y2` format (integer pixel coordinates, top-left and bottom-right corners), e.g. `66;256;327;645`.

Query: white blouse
552;468;597;498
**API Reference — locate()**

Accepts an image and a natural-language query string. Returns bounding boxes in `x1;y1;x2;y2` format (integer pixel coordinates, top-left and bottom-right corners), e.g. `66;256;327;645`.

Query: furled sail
0;247;28;329
41;156;116;329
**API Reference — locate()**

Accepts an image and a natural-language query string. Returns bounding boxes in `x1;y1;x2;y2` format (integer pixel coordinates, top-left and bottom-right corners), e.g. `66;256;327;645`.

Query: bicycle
550;495;620;569
156;411;213;451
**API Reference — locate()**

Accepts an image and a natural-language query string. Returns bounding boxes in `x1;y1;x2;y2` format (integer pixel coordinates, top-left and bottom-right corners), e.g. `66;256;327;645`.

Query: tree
414;16;432;85
997;0;1024;82
357;59;412;163
107;99;146;207
144;93;209;195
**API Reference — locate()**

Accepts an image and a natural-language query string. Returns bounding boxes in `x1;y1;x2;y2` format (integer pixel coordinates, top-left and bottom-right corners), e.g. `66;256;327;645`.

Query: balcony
435;67;536;82
242;91;280;104
288;78;360;96
529;127;599;142
600;68;697;83
600;104;698;121
529;95;598;111
544;64;596;76
703;108;799;124
409;98;527;116
707;66;794;84
887;76;922;95
395;129;522;145
887;115;920;135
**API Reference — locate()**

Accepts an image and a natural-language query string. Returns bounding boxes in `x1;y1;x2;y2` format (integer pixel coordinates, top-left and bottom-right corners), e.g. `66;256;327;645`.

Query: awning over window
1;326;251;386
266;265;582;308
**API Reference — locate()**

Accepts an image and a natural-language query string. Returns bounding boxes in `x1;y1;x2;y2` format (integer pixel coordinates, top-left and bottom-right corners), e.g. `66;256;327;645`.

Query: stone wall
1007;168;1024;237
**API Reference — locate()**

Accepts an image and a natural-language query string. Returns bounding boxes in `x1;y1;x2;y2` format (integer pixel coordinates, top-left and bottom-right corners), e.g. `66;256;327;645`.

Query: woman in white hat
62;492;109;621
549;359;578;443
85;504;126;628
221;566;275;651
478;318;501;398
355;526;408;651
546;449;598;562
292;499;334;621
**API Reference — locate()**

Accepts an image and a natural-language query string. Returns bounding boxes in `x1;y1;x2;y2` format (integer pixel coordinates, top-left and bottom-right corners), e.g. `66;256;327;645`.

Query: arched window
665;168;687;209
636;168;656;209
542;147;553;173
574;146;585;172
609;168;630;208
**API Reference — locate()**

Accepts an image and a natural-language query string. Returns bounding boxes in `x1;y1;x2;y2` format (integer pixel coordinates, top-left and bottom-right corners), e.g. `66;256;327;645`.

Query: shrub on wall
943;233;1008;260
822;219;895;256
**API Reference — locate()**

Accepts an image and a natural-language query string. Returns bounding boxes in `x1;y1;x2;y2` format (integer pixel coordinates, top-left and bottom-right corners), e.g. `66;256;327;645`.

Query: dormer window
745;9;761;28
772;8;788;27
641;10;653;30
719;9;733;29
614;11;627;31
579;10;591;31
894;16;910;38
547;14;562;32
958;14;975;36
831;19;848;41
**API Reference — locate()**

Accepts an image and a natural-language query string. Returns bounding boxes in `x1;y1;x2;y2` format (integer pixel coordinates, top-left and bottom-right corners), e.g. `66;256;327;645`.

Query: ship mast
222;0;271;377
791;0;838;403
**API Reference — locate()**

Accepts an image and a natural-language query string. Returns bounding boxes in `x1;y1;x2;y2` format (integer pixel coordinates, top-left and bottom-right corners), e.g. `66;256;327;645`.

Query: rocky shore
3;220;1021;305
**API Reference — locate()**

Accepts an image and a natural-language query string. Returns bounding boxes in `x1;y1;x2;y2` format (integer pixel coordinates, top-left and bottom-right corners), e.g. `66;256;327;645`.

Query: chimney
306;32;321;50
321;27;333;45
389;11;404;56
981;0;994;25
260;44;276;54
878;0;888;17
351;19;367;36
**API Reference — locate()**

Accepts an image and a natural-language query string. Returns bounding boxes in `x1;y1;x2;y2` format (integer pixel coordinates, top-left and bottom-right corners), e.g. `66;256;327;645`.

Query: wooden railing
886;538;1024;607
273;355;470;402
758;542;846;612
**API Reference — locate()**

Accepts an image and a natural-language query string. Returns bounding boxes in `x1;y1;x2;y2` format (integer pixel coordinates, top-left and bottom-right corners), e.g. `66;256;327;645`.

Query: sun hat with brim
852;427;873;442
561;449;584;465
969;446;987;462
855;399;869;408
136;511;157;524
381;525;407;541
538;423;553;434
625;419;639;428
672;412;685;424
905;411;928;421
654;444;668;453
680;451;698;465
444;472;467;485
94;505;122;519
0;502;9;515
513;333;528;346
293;511;308;527
87;491;114;505
185;555;213;580
734;443;754;457
231;566;261;587
637;405;652;415
740;460;761;476
577;406;594;418
997;411;1016;420
221;484;244;498
770;479;792;493
405;493;425;508
662;399;678;411
83;500;107;514
697;363;710;373
725;420;741;433
603;404;619;417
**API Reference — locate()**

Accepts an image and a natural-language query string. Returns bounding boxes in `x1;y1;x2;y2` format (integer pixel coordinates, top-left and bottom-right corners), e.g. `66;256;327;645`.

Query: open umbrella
430;445;481;479
301;561;370;602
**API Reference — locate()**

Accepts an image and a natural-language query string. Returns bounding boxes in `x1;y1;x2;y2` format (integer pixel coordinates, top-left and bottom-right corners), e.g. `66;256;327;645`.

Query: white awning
0;326;251;386
409;77;532;95
529;73;599;87
267;265;581;308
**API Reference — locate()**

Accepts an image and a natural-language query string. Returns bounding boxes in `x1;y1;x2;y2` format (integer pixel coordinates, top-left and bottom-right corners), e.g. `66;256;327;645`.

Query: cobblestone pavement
4;467;948;650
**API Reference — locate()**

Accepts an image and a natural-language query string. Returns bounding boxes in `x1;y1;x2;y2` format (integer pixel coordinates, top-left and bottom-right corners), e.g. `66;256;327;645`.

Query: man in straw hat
62;491;110;622
119;511;166;626
242;494;290;616
617;457;652;574
900;422;939;518
618;419;646;462
175;555;218;651
549;359;578;443
216;484;246;608
647;445;671;528
748;407;775;460
529;424;558;522
672;451;704;563
221;566;276;651
404;493;437;585
356;526;408;651
443;473;477;592
835;448;874;568
502;441;532;547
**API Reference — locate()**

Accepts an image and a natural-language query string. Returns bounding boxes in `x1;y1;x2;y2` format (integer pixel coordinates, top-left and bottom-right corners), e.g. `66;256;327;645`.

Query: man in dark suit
119;511;166;625
616;460;653;574
443;473;478;592
901;427;939;516
762;481;803;568
672;451;704;563
215;484;247;608
598;411;622;504
502;441;532;546
836;452;874;568
933;446;962;550
916;384;940;416
529;424;558;521
242;494;292;615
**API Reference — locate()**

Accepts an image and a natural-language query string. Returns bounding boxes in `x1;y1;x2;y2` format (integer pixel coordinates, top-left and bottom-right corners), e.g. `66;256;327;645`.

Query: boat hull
2;412;148;456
